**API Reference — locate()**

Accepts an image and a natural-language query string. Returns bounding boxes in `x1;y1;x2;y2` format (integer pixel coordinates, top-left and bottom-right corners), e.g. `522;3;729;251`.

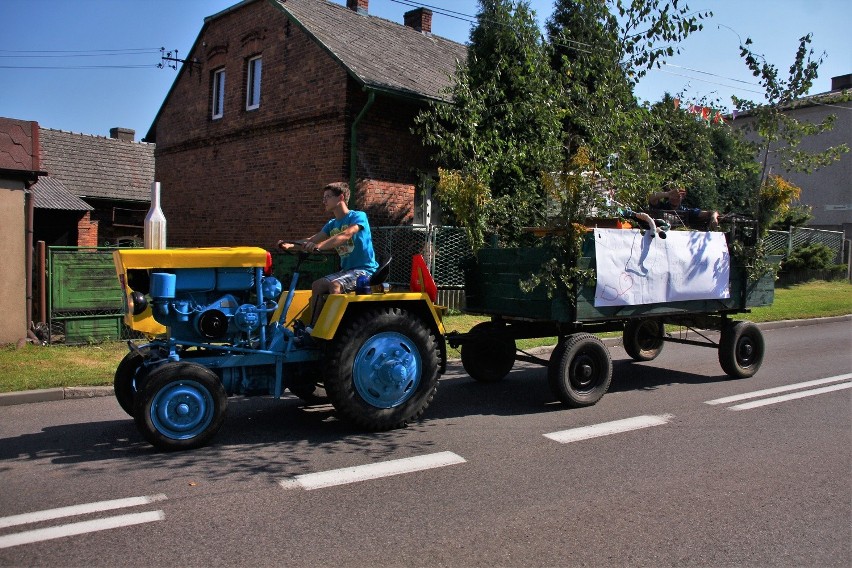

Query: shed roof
39;128;155;203
29;176;94;211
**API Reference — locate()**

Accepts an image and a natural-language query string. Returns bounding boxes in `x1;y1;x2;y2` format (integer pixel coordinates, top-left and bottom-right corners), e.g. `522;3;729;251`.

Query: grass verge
1;280;849;393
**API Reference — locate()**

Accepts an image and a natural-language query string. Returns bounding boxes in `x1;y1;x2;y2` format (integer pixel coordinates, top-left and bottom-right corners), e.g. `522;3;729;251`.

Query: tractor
112;246;446;451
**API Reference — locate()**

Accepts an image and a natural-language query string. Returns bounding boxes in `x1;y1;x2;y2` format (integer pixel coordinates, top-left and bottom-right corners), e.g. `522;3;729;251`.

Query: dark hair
323;182;349;202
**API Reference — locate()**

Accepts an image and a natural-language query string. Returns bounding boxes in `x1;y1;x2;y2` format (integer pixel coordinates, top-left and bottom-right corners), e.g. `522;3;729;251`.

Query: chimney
346;0;368;14
831;74;851;91
404;8;432;33
109;127;135;142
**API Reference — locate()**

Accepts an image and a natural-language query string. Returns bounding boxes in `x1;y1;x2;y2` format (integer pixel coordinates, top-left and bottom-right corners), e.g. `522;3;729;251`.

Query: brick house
33;127;155;246
145;0;466;247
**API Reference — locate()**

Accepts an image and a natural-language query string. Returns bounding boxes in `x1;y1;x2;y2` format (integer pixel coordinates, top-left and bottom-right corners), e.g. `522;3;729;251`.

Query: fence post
787;225;793;259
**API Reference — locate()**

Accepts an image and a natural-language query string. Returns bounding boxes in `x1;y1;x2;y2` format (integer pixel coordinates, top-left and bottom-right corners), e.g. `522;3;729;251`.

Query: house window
212;68;226;119
246;56;262;110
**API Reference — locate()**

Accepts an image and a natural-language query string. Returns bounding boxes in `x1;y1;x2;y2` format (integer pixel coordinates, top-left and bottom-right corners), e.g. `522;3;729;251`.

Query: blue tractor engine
148;267;282;347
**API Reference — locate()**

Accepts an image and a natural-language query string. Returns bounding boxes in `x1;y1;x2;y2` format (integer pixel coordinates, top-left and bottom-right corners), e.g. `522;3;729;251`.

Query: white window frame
246;56;262;110
212;68;226;119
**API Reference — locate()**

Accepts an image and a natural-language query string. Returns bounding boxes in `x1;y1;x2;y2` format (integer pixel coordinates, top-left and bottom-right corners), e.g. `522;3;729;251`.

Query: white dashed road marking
544;414;674;444
279;451;466;490
0;494;167;529
704;374;852;406
727;382;851;410
0;496;166;550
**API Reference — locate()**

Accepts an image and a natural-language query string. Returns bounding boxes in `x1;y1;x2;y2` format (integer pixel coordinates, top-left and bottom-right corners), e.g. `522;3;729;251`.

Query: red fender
410;254;438;303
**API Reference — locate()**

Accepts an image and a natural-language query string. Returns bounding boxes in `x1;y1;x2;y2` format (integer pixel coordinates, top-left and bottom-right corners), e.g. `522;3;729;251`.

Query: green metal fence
46;248;338;345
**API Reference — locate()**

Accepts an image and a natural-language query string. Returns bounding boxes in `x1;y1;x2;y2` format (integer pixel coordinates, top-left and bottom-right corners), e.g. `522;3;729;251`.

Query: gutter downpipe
349;89;376;208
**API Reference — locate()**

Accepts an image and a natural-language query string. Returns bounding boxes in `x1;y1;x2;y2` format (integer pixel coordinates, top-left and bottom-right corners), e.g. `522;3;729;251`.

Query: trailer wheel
460;322;515;382
548;333;613;407
134;362;227;451
718;321;764;378
324;307;439;430
623;319;665;362
114;346;158;417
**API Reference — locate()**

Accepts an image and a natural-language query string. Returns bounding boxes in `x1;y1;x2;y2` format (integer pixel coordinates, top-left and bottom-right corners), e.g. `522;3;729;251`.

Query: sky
2;0;850;141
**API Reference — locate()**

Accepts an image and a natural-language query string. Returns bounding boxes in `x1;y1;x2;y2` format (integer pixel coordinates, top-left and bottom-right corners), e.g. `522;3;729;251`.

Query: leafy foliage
734;34;850;201
415;0;562;246
783;242;839;271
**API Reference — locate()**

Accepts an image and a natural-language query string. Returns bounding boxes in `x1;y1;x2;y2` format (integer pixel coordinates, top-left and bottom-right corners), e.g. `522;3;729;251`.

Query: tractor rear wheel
324;307;439;431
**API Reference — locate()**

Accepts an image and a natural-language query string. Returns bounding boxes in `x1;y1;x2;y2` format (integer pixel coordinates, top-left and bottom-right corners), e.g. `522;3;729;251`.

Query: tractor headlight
128;291;148;316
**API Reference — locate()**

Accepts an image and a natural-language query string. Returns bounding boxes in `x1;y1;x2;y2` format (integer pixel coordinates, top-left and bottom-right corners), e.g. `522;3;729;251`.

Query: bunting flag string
673;98;727;124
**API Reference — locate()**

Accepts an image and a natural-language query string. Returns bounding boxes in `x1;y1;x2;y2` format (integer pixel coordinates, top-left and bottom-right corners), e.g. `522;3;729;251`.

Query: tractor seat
369;256;392;286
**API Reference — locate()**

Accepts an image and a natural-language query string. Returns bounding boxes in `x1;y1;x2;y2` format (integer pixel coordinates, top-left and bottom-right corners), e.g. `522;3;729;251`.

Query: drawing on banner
594;228;730;307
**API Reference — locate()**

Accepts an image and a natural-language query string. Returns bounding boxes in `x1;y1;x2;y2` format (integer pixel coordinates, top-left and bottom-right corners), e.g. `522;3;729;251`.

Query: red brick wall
153;1;436;247
76;211;99;247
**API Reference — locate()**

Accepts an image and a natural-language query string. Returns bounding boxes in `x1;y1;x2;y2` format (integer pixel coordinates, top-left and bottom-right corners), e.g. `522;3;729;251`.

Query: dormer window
246;56;262;110
212;68;226;119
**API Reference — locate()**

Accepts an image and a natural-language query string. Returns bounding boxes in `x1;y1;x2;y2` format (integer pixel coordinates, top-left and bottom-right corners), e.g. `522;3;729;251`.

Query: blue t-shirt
321;210;379;274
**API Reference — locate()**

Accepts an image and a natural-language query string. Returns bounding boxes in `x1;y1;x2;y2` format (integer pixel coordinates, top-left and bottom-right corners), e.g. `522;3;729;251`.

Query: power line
0;64;158;70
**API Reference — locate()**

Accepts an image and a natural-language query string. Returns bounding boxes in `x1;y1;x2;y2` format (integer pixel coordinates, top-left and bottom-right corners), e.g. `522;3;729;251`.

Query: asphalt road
1;320;850;567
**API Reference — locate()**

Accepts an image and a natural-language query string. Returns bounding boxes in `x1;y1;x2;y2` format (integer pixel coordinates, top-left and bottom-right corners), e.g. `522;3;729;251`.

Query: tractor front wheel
134;362;227;451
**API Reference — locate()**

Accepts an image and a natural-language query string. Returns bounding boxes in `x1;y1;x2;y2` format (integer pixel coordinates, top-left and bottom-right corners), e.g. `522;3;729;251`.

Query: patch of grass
0;280;848;393
748;280;852;322
0;342;126;392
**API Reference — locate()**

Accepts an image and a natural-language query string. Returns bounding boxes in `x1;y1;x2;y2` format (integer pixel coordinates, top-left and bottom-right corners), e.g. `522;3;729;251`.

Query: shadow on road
0;355;746;474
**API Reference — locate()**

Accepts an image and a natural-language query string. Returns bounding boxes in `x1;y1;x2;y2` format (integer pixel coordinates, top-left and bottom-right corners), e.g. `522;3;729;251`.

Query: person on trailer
278;182;378;331
648;185;719;229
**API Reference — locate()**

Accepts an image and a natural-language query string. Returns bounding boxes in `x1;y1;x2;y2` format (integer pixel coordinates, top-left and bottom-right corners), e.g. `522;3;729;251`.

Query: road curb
0;386;113;407
1;315;849;408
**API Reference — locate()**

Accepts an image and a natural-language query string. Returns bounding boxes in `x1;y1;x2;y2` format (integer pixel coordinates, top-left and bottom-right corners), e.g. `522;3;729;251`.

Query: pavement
1;315;849;408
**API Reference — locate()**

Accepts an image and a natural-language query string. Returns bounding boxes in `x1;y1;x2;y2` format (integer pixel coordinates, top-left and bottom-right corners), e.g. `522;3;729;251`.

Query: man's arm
315;224;360;252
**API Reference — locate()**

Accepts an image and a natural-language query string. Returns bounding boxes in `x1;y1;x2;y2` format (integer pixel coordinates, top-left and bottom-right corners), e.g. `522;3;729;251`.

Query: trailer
449;223;778;407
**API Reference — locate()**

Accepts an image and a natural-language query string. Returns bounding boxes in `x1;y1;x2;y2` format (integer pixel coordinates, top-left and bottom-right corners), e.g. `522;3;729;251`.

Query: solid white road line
279;451;466;491
0;511;165;549
544;414;674;444
704;374;852;406
0;494;168;529
728;382;852;411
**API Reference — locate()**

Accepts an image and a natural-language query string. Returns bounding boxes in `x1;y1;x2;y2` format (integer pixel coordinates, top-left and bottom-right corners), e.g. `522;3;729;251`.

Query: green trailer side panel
465;245;777;323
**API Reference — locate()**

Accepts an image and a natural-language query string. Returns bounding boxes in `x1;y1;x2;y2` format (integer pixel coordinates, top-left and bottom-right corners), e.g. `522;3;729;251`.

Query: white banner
593;228;730;307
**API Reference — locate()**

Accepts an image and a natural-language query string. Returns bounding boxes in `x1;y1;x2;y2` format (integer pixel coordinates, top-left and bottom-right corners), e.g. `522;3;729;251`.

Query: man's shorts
323;269;371;293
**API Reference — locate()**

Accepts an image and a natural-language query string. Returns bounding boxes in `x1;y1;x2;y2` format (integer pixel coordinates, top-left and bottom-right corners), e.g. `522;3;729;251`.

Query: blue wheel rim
353;332;422;409
150;380;215;440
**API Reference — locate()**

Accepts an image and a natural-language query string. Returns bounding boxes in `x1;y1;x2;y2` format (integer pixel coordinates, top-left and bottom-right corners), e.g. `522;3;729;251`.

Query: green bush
783;242;837;270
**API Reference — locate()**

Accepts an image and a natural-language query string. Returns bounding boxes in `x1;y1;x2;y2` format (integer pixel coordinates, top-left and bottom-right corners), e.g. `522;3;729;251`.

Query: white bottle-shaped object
144;181;167;249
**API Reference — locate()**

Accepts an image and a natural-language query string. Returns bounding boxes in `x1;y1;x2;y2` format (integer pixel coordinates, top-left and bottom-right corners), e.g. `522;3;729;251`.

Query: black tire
134;362;228;451
114;347;157;417
718;321;764;378
548;333;613;407
623;319;665;362
460;321;515;382
323;307;440;431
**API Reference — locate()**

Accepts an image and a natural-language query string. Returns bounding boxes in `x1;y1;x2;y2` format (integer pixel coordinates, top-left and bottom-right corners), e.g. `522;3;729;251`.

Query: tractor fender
311;292;446;342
